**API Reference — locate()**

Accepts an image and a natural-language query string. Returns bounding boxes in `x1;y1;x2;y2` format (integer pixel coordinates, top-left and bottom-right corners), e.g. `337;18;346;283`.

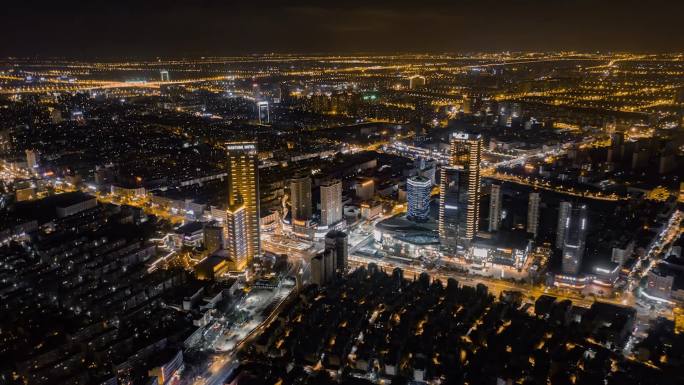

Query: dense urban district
1;53;684;385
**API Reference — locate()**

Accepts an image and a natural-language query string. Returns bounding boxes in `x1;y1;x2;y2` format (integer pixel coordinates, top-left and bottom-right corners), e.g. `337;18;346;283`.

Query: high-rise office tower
290;175;312;222
252;83;262;100
488;183;502;232
311;248;338;287
610;131;624;149
354;178;375;201
439;167;464;252
325;230;348;273
160;70;170;82
324;248;335;283
320;179;343;226
556;201;572;249
562;204;588;275
439;132;482;252
25;149;39;171
607;131;624;163
203;224;224;254
257;101;269;124
407;175;431;221
409;75;426;89
311;254;325;287
226;142;260;265
462;96;473;114
225;204;249;270
527;192;541;238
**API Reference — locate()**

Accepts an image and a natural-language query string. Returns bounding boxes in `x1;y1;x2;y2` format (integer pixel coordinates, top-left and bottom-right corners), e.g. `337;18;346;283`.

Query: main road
348;254;626;310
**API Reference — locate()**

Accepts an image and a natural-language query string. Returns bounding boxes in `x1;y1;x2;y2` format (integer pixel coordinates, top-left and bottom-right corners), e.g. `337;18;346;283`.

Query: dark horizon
6;51;682;62
3;0;684;58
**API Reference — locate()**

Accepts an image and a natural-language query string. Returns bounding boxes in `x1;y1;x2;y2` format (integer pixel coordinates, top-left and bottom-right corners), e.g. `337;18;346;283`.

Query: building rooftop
6;191;96;224
376;214;437;234
174;221;204;235
473;229;532;251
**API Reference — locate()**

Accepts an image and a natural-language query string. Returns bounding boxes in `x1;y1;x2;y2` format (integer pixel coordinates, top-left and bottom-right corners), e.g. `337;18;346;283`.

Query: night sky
3;0;684;57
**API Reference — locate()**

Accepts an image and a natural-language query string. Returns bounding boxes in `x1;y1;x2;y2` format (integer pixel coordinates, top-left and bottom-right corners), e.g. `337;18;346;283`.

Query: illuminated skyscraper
527;192;541;238
225;204;249;270
226;142;260;265
439;132;481;253
488;183;502;232
25;149;39;171
320;179;343;226
562;204;588;275
354;178;375;201
409;75;426;89
257;101;269;124
407;175;431;221
252;83;261;100
439;167;462;251
290;174;312;221
462;96;473;114
160;70;170;82
556;201;572;249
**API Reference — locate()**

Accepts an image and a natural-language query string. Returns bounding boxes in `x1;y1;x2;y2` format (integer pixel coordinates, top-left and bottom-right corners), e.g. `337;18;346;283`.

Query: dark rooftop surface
174;221;204;235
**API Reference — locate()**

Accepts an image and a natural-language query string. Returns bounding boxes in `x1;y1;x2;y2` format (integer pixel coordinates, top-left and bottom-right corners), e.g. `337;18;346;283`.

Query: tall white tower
320;179;343;226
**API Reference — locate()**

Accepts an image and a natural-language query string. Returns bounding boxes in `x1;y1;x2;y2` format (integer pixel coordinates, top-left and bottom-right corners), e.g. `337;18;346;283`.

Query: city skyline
1;36;683;385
